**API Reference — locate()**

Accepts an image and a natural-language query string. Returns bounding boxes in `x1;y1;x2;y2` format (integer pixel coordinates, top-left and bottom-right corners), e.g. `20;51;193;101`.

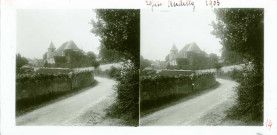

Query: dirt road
140;78;238;126
16;77;116;126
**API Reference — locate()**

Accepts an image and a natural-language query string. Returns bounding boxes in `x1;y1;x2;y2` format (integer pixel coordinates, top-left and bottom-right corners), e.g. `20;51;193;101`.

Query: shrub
227;63;263;124
106;61;139;126
108;66;120;78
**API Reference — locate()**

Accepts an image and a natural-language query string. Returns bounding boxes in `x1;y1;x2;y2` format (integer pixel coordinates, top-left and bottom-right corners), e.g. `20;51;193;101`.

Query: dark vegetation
16;70;95;116
212;8;264;124
140;55;151;70
140;73;217;116
94;66;121;78
91;9;140;126
16;54;29;74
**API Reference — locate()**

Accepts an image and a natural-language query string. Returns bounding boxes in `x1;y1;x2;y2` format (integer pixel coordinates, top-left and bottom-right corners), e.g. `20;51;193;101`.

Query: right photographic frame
140;8;264;126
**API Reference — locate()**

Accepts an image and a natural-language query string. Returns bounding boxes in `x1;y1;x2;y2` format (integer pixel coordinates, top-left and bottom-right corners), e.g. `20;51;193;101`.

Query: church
44;40;84;64
168;42;207;66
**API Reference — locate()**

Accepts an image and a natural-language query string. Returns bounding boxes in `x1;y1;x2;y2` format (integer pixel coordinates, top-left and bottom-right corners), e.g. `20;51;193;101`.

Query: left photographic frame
15;9;140;126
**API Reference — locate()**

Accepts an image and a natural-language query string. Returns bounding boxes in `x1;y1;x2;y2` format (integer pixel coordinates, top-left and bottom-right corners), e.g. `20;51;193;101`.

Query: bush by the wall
106;62;139;126
226;63;263;124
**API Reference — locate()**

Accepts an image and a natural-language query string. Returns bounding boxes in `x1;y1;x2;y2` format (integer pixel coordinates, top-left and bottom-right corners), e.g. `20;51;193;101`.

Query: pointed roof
49;41;56;49
64;40;79;50
171;44;178;51
186;42;201;52
55;40;81;56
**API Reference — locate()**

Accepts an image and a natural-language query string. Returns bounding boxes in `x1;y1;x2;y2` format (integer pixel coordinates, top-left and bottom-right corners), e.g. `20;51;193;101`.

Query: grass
140;82;219;117
16;81;98;117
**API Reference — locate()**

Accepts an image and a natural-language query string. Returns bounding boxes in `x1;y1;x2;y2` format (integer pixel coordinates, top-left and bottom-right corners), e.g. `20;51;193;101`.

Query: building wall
47;48;56;64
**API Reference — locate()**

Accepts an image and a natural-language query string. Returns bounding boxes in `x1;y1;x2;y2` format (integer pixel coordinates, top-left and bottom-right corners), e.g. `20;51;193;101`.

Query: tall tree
212;8;264;123
91;9;140;67
211;8;264;67
91;9;140;125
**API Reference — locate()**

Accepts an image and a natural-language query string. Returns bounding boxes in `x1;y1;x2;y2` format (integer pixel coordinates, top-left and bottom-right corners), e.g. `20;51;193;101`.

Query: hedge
16;70;94;114
140;73;216;112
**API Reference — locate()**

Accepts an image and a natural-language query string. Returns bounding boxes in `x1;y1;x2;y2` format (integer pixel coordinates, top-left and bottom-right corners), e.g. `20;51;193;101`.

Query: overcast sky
16;9;99;59
141;8;222;61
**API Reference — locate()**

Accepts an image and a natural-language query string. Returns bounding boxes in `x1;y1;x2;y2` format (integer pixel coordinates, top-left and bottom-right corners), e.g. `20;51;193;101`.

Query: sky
16;9;100;59
141;8;222;61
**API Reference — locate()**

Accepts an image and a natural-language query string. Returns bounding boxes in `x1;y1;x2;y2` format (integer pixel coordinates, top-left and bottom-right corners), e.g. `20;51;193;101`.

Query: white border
1;0;277;135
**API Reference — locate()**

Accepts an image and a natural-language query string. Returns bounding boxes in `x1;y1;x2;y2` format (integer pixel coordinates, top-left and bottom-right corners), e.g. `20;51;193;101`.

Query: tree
140;55;151;70
211;8;263;67
212;8;264;123
87;51;97;61
98;47;124;63
16;53;29;73
91;9;140;67
44;61;49;67
91;9;140;125
208;53;219;68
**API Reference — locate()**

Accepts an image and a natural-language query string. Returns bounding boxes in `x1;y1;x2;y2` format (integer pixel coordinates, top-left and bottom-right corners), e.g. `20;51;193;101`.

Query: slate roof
64;40;80;50
55;40;81;56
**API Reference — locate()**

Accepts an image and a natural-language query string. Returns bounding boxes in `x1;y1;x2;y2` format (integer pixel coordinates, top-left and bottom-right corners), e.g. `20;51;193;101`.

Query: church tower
47;41;56;64
169;44;178;65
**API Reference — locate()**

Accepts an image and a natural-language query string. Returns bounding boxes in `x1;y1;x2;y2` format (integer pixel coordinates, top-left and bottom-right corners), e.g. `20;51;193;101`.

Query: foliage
98;47;125;63
190;52;209;70
16;70;95;115
44;61;49;67
176;58;189;66
107;66;120;78
212;8;264;124
92;9;140;126
106;62;139;126
211;8;264;66
91;9;140;67
140;55;151;70
87;51;97;61
54;56;66;64
16;53;29;73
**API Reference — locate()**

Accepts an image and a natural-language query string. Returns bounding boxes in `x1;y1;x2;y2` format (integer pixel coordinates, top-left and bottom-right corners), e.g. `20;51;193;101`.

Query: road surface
16;77;116;126
140;78;238;126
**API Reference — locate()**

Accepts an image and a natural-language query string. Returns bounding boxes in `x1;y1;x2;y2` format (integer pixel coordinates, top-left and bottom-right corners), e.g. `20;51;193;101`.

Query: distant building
44;40;84;64
168;42;207;66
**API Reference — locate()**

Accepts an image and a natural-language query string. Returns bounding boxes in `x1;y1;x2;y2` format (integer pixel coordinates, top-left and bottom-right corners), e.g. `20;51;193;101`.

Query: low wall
71;71;94;89
16;70;94;113
140;73;216;112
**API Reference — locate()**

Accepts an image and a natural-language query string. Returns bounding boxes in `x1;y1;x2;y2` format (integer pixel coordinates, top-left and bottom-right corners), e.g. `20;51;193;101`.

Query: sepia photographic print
140;8;264;126
16;9;139;126
2;0;277;134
